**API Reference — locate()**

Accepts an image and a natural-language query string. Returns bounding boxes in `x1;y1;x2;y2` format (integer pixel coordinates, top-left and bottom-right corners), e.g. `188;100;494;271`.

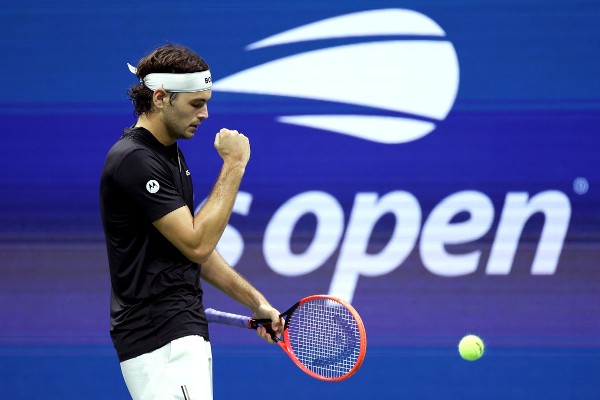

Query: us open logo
212;9;460;144
146;180;160;193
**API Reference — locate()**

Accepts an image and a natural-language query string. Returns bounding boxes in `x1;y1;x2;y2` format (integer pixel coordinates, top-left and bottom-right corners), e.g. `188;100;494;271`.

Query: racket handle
205;308;252;329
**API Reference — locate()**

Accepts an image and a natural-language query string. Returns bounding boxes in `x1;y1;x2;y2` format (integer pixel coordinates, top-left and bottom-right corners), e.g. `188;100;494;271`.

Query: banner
0;1;598;348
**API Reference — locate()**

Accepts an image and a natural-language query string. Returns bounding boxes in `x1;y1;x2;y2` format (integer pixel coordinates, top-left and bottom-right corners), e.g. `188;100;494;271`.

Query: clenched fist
214;128;250;167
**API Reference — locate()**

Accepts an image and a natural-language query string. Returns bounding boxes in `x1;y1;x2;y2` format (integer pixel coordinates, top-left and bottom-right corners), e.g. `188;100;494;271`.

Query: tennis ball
458;334;484;361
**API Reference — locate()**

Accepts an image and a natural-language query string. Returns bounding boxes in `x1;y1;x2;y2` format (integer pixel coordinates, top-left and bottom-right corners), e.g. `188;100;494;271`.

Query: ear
152;88;168;110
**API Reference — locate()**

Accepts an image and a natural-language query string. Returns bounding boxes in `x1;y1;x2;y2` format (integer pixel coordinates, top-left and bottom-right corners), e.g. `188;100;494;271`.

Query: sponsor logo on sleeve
146;180;160;193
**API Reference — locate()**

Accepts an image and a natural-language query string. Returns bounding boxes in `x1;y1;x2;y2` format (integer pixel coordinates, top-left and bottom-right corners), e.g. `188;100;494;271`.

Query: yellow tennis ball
458;334;484;361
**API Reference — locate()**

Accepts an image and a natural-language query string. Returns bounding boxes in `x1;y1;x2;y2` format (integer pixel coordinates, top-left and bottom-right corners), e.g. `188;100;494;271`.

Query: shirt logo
212;9;459;144
146;180;160;193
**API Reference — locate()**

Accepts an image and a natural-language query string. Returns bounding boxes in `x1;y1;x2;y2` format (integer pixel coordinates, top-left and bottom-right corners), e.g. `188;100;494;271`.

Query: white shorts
120;335;213;400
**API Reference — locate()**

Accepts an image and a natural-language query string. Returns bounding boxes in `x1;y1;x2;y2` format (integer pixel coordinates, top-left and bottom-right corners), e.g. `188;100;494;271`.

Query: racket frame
207;294;367;382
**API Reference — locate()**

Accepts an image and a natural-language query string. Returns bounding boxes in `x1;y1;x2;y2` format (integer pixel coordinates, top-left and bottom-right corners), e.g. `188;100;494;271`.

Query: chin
179;130;195;139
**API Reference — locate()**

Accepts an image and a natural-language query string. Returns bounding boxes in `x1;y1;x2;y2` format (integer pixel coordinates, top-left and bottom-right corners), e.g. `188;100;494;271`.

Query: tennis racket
205;294;367;382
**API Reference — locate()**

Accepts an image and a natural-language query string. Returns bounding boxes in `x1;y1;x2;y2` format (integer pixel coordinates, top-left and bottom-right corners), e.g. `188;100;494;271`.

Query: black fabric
100;127;209;362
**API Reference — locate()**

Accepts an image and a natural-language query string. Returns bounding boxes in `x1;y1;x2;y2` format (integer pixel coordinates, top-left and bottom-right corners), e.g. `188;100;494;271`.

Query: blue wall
1;1;599;398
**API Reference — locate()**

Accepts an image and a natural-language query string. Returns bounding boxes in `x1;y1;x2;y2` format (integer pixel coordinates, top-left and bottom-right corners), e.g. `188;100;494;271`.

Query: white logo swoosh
247;8;446;49
278;115;435;144
212;9;459;144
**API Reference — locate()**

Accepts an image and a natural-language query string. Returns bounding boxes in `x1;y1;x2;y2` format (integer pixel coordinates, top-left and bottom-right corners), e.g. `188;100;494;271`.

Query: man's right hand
214;128;250;168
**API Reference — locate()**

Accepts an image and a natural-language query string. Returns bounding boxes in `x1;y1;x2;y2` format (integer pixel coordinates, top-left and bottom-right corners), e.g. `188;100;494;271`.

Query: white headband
127;63;212;93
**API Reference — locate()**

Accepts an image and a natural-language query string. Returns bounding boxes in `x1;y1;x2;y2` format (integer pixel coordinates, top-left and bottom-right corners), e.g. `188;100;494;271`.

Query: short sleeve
114;149;186;222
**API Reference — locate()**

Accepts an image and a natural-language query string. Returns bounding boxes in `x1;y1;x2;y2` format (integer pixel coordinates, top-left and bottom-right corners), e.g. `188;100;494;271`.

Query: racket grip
205;308;252;329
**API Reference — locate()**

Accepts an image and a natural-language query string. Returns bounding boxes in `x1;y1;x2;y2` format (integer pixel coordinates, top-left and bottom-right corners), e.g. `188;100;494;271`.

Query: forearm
201;250;271;314
153;129;251;264
190;163;245;260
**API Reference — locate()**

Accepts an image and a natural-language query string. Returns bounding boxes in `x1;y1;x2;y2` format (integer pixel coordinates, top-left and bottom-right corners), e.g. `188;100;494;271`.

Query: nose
198;104;208;120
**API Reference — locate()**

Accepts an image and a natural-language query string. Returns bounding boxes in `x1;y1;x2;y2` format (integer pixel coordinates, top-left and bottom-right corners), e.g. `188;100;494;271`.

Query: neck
135;113;175;146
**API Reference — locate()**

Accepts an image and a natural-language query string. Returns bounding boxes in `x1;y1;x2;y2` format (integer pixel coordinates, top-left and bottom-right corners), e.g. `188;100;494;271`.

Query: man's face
161;90;211;140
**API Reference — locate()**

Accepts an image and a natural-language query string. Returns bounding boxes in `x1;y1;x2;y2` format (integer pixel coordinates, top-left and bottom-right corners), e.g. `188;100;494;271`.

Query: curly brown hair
127;44;210;116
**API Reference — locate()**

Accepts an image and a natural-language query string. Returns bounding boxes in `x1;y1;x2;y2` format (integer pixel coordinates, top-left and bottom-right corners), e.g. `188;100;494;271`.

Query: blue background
1;0;599;399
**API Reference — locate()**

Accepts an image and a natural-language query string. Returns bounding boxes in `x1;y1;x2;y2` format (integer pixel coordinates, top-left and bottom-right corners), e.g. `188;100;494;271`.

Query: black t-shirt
100;127;209;362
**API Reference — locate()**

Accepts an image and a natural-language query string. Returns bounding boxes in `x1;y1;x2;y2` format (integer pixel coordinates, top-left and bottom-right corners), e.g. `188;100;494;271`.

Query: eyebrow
190;94;211;103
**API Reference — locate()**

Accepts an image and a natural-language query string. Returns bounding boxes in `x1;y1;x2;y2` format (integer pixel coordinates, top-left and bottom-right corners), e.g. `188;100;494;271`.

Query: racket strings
287;298;361;379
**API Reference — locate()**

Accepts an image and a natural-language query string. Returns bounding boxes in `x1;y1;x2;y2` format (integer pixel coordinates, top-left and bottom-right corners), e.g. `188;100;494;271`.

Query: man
100;44;282;400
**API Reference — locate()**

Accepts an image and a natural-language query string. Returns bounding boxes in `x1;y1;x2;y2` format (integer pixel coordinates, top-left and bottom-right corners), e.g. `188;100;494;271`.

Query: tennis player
100;44;283;400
